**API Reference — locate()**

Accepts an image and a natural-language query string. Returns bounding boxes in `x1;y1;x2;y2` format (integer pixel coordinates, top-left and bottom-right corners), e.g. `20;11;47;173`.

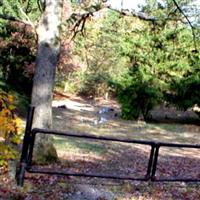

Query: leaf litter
1;95;200;199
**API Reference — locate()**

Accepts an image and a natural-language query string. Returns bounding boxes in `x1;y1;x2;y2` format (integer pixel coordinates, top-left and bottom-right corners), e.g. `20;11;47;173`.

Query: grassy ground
1;94;200;199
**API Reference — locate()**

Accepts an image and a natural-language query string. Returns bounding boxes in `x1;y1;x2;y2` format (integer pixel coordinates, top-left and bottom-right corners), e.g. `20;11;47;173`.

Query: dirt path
52;95;200;144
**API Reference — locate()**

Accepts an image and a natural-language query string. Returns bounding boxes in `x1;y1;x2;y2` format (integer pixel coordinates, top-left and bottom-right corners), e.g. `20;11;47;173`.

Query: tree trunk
31;0;64;163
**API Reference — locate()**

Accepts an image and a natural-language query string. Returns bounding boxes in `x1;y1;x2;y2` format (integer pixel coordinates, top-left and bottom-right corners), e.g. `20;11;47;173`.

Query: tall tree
0;0;72;162
31;0;67;163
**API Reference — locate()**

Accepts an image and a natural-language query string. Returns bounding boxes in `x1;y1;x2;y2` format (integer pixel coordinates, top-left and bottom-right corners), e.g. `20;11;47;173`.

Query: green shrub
78;72;110;98
167;75;200;116
118;79;162;120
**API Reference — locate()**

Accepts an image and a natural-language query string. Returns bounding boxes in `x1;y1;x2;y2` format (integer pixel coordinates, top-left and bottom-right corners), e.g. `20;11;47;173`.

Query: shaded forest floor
1;92;200;199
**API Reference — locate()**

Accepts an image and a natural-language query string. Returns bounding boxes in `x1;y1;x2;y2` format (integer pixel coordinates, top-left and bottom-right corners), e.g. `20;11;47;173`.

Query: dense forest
0;0;200;199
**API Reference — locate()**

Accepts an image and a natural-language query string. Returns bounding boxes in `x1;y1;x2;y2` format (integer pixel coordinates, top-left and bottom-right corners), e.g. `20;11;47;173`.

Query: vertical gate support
146;144;156;180
151;144;160;181
16;107;34;186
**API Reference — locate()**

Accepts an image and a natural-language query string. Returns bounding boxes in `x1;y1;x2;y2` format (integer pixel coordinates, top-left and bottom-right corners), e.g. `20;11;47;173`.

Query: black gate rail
15;107;200;186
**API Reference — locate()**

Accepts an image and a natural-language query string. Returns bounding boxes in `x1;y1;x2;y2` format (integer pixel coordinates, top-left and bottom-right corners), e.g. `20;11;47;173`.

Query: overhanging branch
172;0;197;51
107;6;157;22
68;3;158;39
68;0;198;47
68;4;104;40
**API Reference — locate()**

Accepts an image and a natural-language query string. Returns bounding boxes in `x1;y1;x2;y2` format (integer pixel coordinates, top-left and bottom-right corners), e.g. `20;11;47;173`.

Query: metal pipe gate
16;107;200;186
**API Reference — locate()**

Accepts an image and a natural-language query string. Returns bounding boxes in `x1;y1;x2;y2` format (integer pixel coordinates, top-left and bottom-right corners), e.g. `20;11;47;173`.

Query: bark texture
31;0;65;163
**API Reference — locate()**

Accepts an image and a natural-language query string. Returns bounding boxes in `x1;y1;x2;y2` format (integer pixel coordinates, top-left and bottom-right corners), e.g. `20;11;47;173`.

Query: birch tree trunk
31;0;64;163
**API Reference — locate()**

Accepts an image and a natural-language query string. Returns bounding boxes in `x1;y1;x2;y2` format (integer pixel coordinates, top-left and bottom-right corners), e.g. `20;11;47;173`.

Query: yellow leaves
14;117;23;134
0;144;15;159
10;135;21;145
0;110;16;140
0;90;22;168
7;95;14;103
0;91;19;138
0;143;17;171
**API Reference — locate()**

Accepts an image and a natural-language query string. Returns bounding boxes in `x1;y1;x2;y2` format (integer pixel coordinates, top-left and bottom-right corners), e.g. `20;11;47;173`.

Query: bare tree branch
107;6;157;22
37;0;45;12
172;0;197;51
68;2;158;40
68;3;104;40
0;13;31;25
70;13;90;40
25;0;31;14
18;7;35;28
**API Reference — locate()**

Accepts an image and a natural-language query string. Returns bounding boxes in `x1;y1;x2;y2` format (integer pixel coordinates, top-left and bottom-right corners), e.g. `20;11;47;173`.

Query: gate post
146;144;155;180
151;144;160;181
16;107;35;186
